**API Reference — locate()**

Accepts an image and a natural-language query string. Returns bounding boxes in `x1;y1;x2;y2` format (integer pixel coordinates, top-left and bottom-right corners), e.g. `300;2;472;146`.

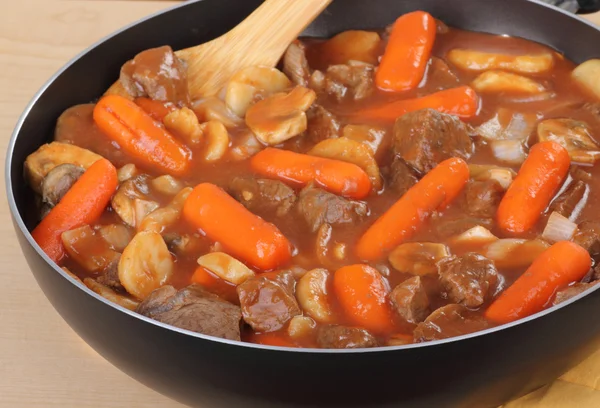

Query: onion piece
485;239;550;269
468;164;517;190
475;108;538;141
490;139;528;165
448;225;498;247
542;211;578;243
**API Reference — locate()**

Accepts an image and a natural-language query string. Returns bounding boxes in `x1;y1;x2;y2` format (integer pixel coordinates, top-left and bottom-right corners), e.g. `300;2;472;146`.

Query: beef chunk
392;109;473;174
120;46;189;106
306;105;341;142
573;221;600;255
137;285;241;340
313;61;374;101
387;157;418;195
550;180;588;220
426;57;460;91
438;253;498;308
230;177;297;217
317;325;378;349
237;271;301;332
296;183;368;232
553;282;597;305
414;304;489;342
391;276;430;324
96;255;123;292
463;180;504;218
283;40;311;87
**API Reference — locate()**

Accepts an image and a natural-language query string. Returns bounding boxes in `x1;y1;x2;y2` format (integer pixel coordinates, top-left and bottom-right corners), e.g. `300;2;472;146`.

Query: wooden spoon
108;0;332;100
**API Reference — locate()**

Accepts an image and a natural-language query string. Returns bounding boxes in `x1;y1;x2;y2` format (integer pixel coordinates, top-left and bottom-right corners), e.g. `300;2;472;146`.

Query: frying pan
6;0;600;406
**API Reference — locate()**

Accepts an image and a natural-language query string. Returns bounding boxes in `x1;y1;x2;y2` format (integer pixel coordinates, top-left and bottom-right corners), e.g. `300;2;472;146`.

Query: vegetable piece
542;211;578;243
320;30;381;66
31;158;118;263
356;157;469;260
308;137;382;191
356;86;480;122
475;108;539;141
225;66;291;117
190;266;239;304
333;264;394;333
182;183;292;270
134;97;174;121
497;141;570;234
97;224;133;252
84;278;139;311
117;163;139;182
250;148;372;199
296;268;333;324
192;96;244;128
537;118;600;165
200;120;230;162
448;226;498;248
471;71;548;95
245;86;316;146
118;230;174;300
447;49;553;74
388;242;450;276
93;94;191;177
375;11;437;92
342;124;386;155
489;139;528;165
572;59;600;100
151;175;184;196
139;187;192;233
24;142;102;194
485;238;550;269
111;175;156;228
163;107;203;146
196;252;255;285
485;241;591;324
61;225;120;273
468;164;517;190
287;316;317;339
247;332;297;348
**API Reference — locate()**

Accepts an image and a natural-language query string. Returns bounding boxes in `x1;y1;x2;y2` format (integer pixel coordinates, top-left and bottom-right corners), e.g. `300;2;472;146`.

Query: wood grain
1;1;600;408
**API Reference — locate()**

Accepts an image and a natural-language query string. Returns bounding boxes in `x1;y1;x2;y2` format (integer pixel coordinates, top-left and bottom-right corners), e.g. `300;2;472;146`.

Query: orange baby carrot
134;97;175;121
191;266;238;304
356;86;480;121
94;94;191;177
376;11;437;92
356;157;469;260
250;148;371;199
333;264;395;333
31;158;118;263
497;141;570;235
183;183;292;271
485;241;591;324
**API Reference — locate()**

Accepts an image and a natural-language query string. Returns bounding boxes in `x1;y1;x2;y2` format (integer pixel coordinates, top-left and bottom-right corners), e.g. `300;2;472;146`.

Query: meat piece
120;46;190;106
315;61;374;101
392;109;473;174
306;105;341;143
283;40;311;87
296;183;368;232
438;253;498;308
317;325;378;349
435;217;494;238
390;276;430;324
414;304;489;342
96;255;124;292
237;271;301;332
426;57;460;91
463;179;504;218
230;177;297;217
550;180;588;220
573;221;600;256
41;163;84;207
387;157;418;195
552;282;597;305
136;285;242;340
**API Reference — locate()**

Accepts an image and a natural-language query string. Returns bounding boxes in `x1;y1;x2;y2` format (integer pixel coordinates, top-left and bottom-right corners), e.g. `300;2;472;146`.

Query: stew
25;11;600;348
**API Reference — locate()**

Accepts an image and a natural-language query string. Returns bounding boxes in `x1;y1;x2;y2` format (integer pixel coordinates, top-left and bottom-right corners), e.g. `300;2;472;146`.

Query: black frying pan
6;0;600;407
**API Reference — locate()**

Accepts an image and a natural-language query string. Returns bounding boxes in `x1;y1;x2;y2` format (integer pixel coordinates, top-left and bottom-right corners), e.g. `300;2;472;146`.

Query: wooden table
1;1;600;407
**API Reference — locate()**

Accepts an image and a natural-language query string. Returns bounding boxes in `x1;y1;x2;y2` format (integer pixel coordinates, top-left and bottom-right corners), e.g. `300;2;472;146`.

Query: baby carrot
333;264;395;333
183;183;292;271
250;148;372;199
191;266;238;304
134;97;175;121
376;11;437;92
31;158;118;263
94;95;191;177
497;141;570;235
356;86;480;122
485;241;591;324
356;157;469;260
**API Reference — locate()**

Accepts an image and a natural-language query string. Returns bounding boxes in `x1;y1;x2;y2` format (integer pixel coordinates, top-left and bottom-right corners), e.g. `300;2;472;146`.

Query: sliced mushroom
472;71;548;95
197;252;255;285
468;164;517;190
201;120;230;162
192;96;244;129
537;118;600;164
230;130;263;161
111;175;156;227
246;86;316;145
296;268;333;324
388;242;450;276
225;66;292;117
572;59;600;100
84;278;139;311
117;163;139;183
118;231;174;300
447;49;553;74
96;224;133;252
41;163;85;207
164;107;203;146
163;233;206;257
61;225;120;273
308;137;382;191
24;142;101;193
151;175;184;196
287;315;317;339
139;187;192;233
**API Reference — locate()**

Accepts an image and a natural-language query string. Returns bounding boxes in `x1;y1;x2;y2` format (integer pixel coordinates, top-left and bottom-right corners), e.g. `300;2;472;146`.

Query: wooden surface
1;1;600;407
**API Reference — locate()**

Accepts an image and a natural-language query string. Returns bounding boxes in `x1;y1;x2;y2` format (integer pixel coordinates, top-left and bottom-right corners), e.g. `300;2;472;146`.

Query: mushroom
41;163;85;207
196;252;255;285
572;59;600;100
388;242;450;276
447;49;553;74
296;268;333;324
537;118;600;164
164;107;203;146
111;174;158;228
